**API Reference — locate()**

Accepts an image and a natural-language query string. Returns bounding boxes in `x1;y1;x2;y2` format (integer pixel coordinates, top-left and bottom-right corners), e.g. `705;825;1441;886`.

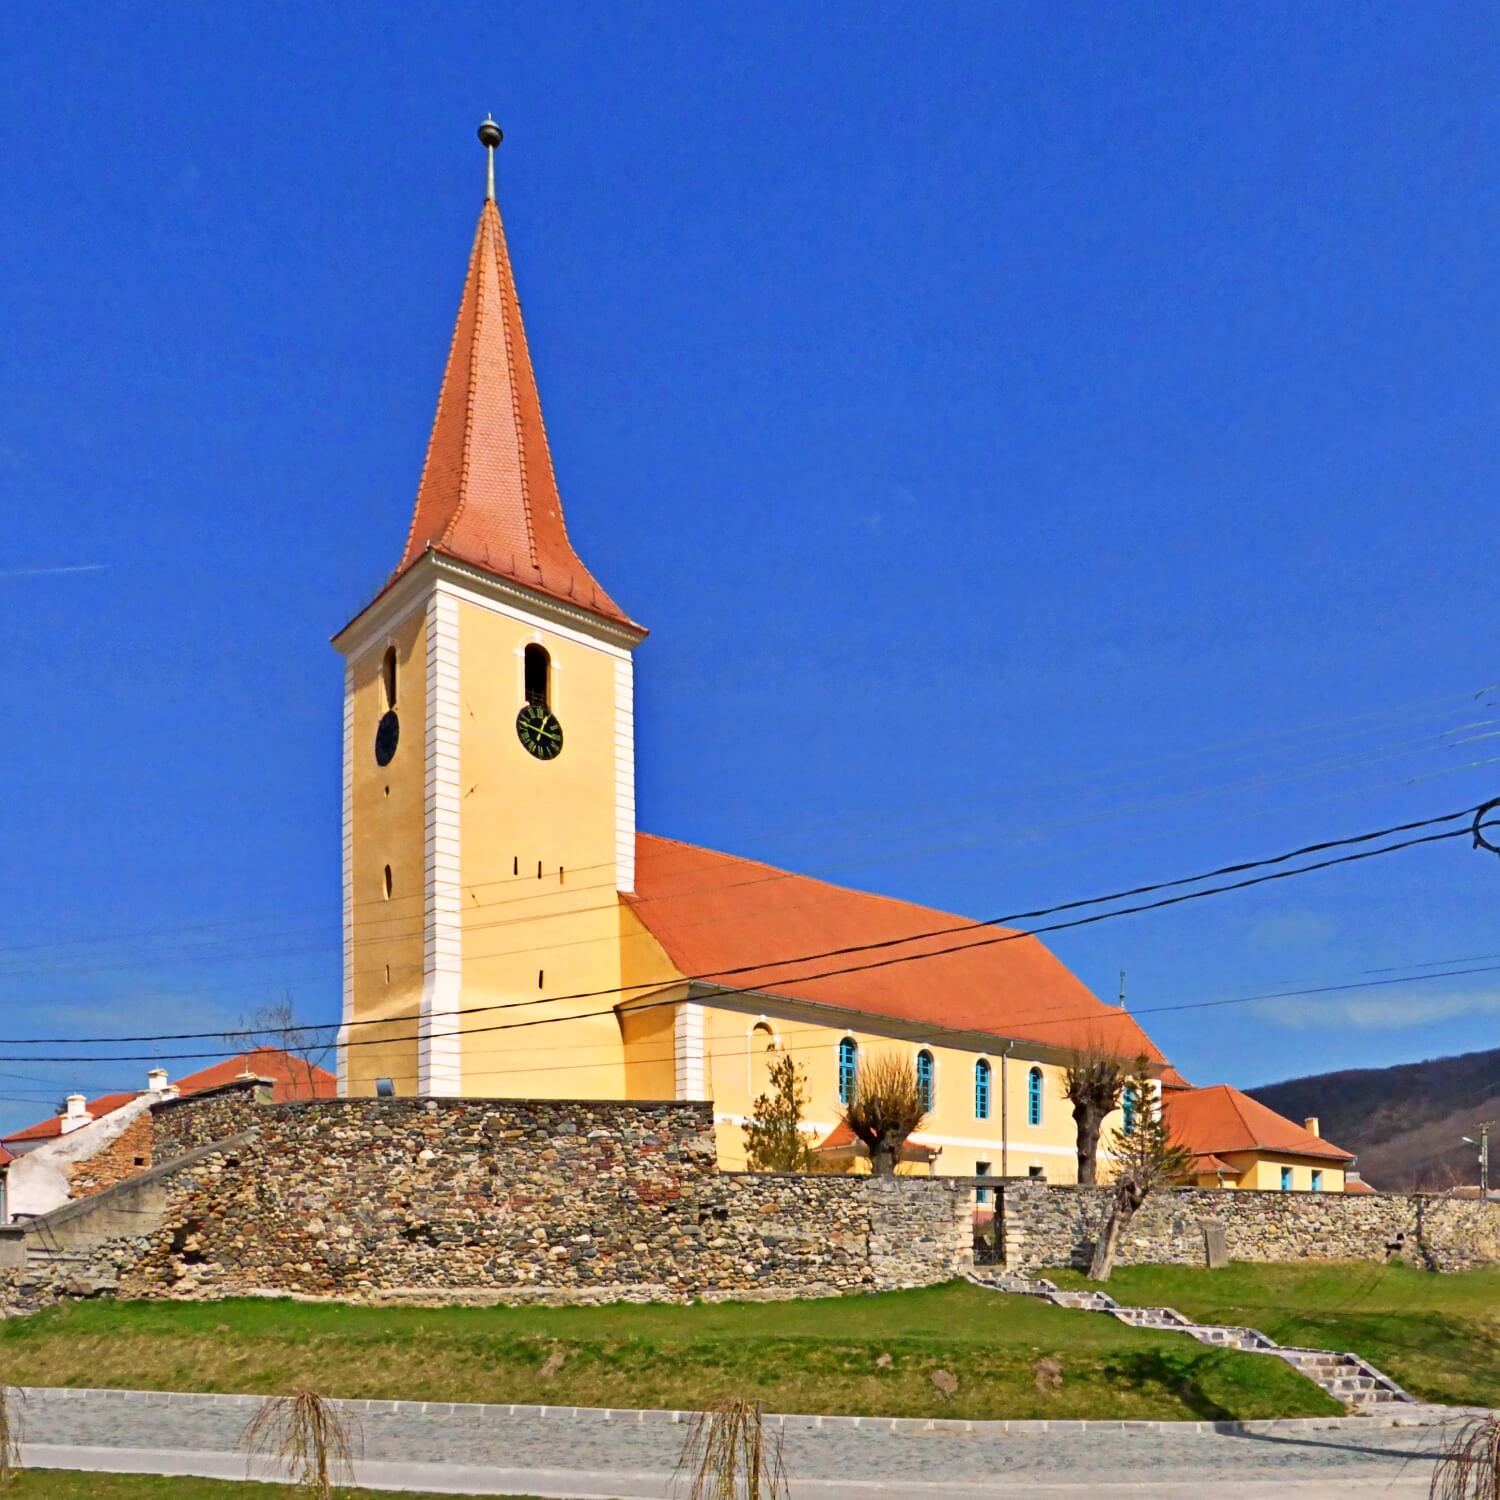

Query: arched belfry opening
524;643;551;708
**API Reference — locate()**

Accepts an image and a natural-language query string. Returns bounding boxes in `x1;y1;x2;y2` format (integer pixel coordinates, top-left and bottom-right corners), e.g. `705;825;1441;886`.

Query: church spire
396;120;636;630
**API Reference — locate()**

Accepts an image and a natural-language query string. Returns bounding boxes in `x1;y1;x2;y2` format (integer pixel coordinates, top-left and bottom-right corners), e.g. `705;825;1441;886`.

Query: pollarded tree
1062;1046;1130;1186
841;1051;928;1177
744;1052;819;1173
1086;1063;1193;1282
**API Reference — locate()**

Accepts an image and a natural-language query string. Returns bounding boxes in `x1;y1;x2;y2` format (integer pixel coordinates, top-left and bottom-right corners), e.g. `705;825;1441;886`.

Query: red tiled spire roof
396;194;637;631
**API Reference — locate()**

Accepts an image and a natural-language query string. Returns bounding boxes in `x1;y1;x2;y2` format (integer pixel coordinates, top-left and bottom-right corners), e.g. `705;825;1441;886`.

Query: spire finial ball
478;117;503;150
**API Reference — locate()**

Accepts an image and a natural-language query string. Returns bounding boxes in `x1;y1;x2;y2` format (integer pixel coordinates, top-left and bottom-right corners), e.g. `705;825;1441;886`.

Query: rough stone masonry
3;1081;1498;1312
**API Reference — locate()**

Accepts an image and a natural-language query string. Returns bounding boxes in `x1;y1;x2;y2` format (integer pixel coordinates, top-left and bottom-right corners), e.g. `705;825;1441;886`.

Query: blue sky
2;5;1498;1132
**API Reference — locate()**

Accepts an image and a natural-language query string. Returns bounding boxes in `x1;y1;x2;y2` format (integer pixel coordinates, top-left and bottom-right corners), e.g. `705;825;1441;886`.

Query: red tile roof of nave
1163;1084;1354;1164
625;834;1166;1060
394;198;639;632
0;1048;335;1146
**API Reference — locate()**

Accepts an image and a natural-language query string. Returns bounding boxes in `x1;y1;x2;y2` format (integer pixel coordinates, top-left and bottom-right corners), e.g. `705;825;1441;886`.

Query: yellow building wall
453;597;635;1098
345;608;428;1097
1220;1152;1347;1192
691;999;1127;1180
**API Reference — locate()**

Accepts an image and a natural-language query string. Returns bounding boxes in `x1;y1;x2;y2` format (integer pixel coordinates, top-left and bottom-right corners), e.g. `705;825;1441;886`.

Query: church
331;121;1348;1189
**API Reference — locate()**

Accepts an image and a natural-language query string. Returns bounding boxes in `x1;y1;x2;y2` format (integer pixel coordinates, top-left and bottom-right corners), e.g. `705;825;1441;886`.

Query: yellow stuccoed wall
691;999;1129;1180
1210;1152;1347;1192
452;596;634;1098
345;607;428;1097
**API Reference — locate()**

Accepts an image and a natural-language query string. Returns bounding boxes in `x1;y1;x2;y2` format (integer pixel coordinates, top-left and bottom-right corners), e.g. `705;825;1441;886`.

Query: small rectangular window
1280;1166;1293;1192
1028;1164;1044;1179
975;1160;991;1205
1311;1169;1323;1193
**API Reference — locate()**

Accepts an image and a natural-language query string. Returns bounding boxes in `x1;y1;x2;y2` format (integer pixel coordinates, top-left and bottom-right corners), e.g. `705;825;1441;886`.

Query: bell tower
333;119;647;1100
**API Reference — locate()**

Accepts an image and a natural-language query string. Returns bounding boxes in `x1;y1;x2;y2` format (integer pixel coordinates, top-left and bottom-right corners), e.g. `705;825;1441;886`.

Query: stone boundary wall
998;1181;1500;1272
111;1095;971;1304
151;1079;269;1156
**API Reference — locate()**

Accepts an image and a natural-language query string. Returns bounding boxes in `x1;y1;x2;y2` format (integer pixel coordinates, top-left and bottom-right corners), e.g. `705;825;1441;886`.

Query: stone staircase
971;1269;1414;1414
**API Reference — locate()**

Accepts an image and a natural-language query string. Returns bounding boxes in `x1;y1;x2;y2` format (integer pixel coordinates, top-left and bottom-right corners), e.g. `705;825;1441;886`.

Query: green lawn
1049;1261;1500;1409
2;1476;537;1499
0;1282;1337;1422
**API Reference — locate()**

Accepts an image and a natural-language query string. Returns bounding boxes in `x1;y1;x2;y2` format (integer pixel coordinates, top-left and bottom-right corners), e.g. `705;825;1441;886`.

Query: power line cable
3;809;1483;1062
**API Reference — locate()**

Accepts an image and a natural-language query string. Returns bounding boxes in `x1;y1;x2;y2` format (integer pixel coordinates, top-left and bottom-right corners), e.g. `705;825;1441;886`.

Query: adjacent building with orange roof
1163;1084;1355;1193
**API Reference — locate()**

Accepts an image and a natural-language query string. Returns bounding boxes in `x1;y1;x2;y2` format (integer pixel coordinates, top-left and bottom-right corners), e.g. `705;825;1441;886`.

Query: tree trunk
1073;1101;1102;1185
1087;1183;1142;1281
868;1136;897;1176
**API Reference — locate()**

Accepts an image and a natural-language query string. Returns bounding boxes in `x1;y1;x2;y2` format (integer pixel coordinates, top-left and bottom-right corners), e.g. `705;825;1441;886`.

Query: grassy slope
5;1477;536;1500
1049;1261;1500;1409
0;1282;1337;1422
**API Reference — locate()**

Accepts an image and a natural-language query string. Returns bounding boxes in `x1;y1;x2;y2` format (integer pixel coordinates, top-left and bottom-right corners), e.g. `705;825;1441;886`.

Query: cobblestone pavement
17;1387;1459;1497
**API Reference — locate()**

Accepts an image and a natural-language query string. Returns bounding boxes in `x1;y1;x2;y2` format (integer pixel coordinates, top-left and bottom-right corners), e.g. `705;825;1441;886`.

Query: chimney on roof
147;1068;170;1094
1304;1116;1320;1138
60;1094;91;1134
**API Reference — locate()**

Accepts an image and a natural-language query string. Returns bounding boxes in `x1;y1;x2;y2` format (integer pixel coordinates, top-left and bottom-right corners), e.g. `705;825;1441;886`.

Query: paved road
17;1387;1459;1497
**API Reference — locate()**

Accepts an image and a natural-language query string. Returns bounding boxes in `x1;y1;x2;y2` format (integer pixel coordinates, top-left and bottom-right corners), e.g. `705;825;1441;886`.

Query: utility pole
1463;1124;1491;1196
1118;968;1126;1008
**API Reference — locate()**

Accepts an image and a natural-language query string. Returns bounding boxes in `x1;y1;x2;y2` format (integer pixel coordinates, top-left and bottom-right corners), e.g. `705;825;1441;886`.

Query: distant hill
1246;1047;1500;1192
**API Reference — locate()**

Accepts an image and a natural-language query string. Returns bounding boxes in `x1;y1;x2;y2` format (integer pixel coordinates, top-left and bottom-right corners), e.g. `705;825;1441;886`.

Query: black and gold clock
516;702;563;760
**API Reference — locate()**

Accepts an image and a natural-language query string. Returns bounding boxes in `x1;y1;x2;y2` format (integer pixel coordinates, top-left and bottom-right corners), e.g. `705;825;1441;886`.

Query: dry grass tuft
674;1396;788;1499
240;1389;359;1498
1430;1412;1500;1499
0;1384;22;1487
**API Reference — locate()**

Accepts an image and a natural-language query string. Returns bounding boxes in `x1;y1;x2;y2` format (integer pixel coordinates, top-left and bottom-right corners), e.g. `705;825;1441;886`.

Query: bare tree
227;993;335;1101
745;1052;818;1173
1086;1062;1192;1281
840;1052;928;1177
241;1389;358;1498
674;1397;788;1499
1062;1045;1130;1186
1429;1411;1500;1499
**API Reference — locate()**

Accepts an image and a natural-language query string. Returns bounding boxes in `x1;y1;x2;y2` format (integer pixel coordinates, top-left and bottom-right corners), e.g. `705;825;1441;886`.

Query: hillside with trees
1246;1047;1500;1191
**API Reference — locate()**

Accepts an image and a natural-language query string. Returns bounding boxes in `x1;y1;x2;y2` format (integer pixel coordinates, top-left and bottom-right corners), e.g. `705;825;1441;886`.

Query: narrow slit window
1122;1084;1138;1135
974;1058;992;1120
381;646;398;711
382;864;392;900
525;644;551;708
1027;1066;1043;1127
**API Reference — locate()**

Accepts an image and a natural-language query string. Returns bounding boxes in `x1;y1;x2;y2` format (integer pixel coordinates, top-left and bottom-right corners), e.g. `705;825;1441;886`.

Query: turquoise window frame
1122;1084;1137;1136
1280;1166;1293;1191
916;1050;935;1113
974;1058;992;1120
838;1037;858;1105
1027;1066;1043;1127
1311;1169;1323;1192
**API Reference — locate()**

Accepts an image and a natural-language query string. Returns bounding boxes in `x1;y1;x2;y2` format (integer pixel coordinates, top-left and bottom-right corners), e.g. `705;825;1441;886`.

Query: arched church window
381;646;398;711
1028;1066;1043;1127
974;1058;992;1120
525;644;551;708
750;1022;776;1099
1122;1083;1138;1136
916;1050;935;1113
838;1037;858;1104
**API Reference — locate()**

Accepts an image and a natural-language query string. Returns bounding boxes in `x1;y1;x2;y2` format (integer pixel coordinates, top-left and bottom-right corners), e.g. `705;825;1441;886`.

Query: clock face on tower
374;710;400;766
516;702;563;760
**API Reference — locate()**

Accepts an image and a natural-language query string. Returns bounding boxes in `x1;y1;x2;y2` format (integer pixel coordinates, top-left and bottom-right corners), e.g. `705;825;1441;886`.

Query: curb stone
15;1385;1475;1438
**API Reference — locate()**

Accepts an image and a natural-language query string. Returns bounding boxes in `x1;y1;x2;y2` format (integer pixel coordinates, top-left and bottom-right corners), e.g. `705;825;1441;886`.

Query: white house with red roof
0;1049;334;1223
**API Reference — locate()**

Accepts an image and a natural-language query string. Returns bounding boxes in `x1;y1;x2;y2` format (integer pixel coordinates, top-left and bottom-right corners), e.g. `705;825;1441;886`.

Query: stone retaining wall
997;1180;1500;1272
112;1095;971;1304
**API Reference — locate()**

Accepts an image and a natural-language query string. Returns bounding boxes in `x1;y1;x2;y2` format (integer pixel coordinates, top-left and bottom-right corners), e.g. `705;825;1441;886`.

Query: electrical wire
1;811;1483;1063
